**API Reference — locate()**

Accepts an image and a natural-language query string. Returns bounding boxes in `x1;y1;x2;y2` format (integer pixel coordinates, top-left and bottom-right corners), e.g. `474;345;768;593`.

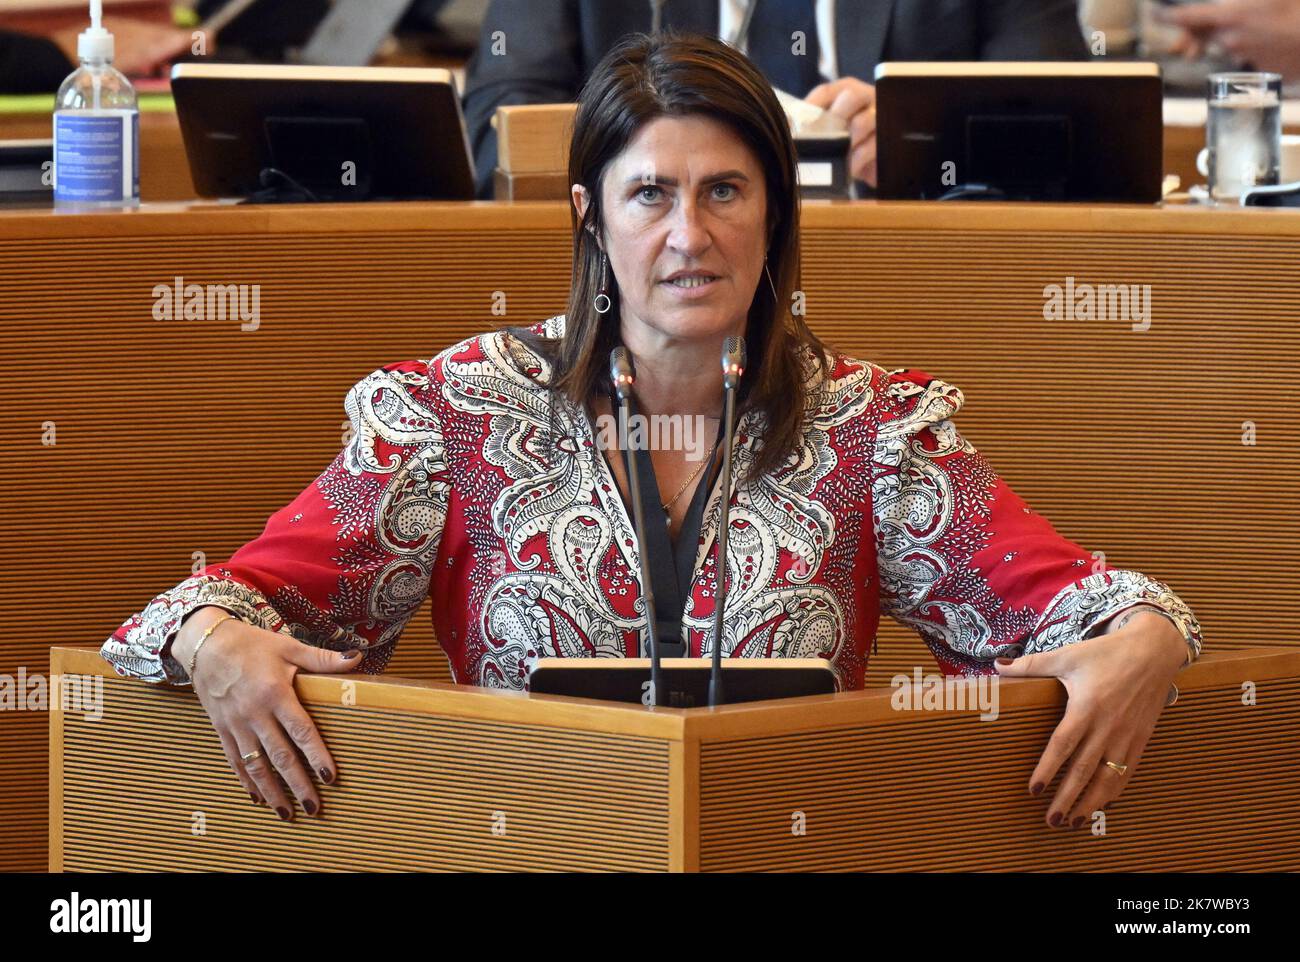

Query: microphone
649;0;666;34
609;346;635;402
608;347;666;707
709;336;746;707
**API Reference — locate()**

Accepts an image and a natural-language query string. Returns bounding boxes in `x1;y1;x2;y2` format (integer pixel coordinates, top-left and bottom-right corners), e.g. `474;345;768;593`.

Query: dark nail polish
1070;815;1084;828
303;798;318;816
995;657;1014;666
1049;811;1062;826
1030;782;1044;795
319;767;334;784
341;649;361;660
249;791;261;805
276;806;291;820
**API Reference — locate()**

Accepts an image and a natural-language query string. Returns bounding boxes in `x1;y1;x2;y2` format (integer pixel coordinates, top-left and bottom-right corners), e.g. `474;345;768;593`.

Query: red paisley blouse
101;314;1202;691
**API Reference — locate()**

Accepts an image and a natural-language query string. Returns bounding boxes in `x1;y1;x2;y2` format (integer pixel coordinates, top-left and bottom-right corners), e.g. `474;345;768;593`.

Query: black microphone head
609;346;635;401
721;336;746;390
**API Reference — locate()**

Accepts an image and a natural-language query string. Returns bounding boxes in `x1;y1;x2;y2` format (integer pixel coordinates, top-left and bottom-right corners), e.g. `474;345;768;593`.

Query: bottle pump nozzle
77;0;115;62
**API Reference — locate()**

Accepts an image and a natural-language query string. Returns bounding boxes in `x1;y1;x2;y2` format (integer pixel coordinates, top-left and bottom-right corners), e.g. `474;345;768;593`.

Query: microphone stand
610;348;666;708
709;337;745;708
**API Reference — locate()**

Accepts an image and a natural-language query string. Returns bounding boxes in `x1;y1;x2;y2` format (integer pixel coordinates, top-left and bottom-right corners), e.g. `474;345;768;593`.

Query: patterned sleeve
870;366;1202;675
99;360;452;686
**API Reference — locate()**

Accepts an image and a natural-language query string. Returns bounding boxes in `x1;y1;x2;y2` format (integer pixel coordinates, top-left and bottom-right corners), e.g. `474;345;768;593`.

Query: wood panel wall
4;199;1298;871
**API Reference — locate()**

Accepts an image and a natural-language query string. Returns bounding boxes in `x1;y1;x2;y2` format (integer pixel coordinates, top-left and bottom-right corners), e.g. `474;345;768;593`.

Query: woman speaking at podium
101;33;1201;830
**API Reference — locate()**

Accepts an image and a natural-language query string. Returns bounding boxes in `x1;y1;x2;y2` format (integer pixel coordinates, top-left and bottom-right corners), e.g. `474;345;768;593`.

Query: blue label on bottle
54;111;138;203
132;111;139;199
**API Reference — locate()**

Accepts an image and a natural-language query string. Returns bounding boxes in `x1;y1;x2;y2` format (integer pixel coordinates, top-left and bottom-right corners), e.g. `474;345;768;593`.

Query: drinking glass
1205;72;1282;203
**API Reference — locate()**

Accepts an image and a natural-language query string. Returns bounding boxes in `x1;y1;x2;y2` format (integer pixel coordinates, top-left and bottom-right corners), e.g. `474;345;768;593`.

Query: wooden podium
50;645;1300;872
6;198;1300;871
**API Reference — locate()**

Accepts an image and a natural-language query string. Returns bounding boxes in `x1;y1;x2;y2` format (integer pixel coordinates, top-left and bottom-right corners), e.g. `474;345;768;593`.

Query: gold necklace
661;455;710;513
595;391;722;514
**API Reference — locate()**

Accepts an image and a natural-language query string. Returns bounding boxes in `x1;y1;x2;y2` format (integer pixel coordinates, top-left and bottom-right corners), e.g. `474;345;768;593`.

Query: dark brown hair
512;30;832;484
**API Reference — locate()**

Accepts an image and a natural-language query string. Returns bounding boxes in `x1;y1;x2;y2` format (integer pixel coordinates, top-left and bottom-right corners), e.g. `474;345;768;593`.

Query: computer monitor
171;63;476;202
527;658;839;707
874;62;1163;203
0;140;53;207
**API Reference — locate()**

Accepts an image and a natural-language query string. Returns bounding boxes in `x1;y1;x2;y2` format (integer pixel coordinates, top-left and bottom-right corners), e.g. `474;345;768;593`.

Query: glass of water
1205;72;1282;203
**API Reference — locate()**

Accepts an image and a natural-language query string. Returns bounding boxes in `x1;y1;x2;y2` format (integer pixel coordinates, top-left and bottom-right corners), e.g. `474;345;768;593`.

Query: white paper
774;86;849;138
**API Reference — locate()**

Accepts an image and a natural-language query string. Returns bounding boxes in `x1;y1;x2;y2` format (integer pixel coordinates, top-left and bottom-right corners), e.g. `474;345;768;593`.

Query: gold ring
240;749;263;763
1105;760;1128;776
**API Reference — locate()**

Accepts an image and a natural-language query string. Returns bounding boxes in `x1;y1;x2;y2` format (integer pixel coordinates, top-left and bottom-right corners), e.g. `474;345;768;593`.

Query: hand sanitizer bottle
53;0;139;210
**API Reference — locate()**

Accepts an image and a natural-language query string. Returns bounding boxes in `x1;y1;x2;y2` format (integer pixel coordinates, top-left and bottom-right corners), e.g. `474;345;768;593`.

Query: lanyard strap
608;381;724;656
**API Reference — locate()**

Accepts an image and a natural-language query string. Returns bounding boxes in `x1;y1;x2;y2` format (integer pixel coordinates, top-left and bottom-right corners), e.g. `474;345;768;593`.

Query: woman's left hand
994;611;1190;829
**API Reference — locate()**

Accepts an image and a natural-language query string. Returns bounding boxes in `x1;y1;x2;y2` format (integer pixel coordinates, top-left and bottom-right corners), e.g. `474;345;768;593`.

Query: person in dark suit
462;0;1089;198
0;31;75;94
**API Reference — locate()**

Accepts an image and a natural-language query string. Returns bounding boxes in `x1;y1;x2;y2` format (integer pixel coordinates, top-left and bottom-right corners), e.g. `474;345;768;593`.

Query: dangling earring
764;257;779;302
594;251;612;314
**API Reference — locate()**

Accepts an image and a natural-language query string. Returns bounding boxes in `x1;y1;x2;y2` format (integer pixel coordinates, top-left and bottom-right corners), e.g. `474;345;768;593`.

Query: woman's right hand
170;606;364;820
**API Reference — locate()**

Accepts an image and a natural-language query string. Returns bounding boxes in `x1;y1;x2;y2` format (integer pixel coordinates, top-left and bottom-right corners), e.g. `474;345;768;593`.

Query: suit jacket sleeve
871;367;1202;675
0;30;74;94
976;0;1090;60
99;361;451;686
461;0;584;198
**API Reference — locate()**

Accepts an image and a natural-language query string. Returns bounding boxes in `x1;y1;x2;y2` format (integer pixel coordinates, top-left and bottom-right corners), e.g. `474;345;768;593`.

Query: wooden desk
0;108;194;202
49;644;1300;871
4;198;1299;871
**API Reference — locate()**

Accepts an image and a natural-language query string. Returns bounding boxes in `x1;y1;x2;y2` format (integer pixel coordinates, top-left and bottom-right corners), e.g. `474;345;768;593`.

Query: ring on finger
241;748;264;763
1104;760;1128;776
